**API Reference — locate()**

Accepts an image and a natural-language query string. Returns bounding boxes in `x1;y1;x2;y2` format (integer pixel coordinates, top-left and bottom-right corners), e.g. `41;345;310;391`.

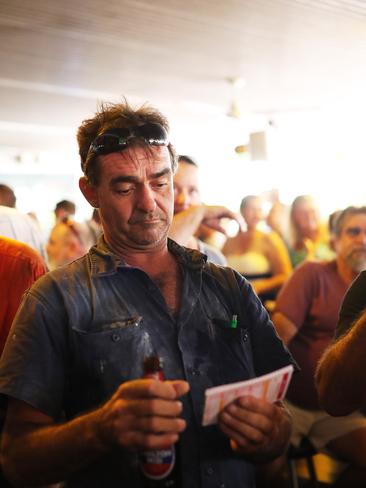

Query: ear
79;177;99;208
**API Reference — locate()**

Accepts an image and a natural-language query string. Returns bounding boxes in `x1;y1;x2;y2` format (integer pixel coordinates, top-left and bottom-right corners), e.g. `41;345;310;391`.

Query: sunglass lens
137;123;168;144
96;134;124;153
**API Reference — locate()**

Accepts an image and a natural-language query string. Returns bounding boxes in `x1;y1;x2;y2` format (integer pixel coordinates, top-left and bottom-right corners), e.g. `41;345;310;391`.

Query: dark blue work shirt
0;238;295;487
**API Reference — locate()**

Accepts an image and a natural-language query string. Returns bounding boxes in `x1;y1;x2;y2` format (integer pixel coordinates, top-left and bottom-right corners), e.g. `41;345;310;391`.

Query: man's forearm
2;409;108;486
169;205;206;246
317;310;366;415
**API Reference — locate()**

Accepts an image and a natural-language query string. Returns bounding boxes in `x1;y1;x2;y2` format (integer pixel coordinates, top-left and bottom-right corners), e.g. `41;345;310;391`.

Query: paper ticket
202;364;294;426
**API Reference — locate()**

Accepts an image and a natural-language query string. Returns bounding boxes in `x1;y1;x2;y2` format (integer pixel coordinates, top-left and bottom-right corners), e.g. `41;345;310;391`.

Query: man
0;236;47;487
317;213;366;416
54;200;76;223
0;236;47;355
0;204;46;260
47;218;90;270
0;184;16;208
273;206;366;487
169;155;239;265
0;100;294;487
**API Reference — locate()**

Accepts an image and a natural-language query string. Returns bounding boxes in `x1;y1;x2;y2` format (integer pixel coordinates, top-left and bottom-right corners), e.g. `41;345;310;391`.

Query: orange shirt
0;237;47;354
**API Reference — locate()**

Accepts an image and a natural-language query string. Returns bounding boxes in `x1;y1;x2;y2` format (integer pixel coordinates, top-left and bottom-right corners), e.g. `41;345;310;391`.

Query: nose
357;231;366;245
137;185;157;213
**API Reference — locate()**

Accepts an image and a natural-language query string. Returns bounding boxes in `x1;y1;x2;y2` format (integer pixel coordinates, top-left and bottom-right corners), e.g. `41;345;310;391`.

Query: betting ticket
202;364;294;426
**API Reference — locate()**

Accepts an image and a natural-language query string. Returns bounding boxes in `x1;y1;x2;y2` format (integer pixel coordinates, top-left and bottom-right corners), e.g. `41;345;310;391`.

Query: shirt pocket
210;318;256;384
70;316;151;403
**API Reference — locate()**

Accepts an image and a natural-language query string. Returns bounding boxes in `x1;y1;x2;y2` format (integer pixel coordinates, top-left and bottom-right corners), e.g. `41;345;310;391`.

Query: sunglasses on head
88;122;169;156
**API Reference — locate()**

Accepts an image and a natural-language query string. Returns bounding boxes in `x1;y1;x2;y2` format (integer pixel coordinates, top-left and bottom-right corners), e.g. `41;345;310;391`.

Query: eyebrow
110;167;171;186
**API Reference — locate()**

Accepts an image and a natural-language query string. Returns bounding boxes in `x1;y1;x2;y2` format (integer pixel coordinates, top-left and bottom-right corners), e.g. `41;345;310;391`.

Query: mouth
130;218;162;225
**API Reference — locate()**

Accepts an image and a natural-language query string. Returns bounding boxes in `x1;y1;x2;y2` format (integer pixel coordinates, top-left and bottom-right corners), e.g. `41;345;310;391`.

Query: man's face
173;162;200;214
86;145;174;251
335;213;366;273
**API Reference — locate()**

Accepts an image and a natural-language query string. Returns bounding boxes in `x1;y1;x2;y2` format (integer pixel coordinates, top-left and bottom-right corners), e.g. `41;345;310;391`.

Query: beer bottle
139;356;180;488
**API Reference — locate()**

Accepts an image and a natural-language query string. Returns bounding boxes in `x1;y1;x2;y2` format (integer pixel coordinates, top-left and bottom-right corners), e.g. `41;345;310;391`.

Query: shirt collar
89;235;207;276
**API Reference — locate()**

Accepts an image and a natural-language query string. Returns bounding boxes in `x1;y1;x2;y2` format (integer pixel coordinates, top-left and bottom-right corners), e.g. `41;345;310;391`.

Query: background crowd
1;152;366;487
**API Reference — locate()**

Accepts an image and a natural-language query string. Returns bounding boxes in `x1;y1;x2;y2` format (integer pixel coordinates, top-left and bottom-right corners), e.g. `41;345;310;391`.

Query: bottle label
140;445;175;480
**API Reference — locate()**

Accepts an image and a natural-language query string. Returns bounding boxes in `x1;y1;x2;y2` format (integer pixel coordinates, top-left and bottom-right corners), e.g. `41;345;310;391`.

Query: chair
287;436;318;488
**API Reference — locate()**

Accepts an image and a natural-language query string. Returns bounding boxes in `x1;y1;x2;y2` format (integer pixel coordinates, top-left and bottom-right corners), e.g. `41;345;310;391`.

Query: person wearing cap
0;100;295;487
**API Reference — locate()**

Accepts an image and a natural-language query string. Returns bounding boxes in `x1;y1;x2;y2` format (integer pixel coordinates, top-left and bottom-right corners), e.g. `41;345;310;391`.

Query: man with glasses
0;100;295;487
317;208;366;418
272;206;366;487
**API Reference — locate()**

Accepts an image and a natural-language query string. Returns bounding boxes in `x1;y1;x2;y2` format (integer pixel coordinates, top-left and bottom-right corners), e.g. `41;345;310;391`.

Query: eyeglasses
88;123;169;156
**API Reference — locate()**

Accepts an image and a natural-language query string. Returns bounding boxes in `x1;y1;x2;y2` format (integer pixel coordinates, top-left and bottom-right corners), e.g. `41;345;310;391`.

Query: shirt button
192;369;201;376
112;334;120;342
205;466;214;476
243;333;248;342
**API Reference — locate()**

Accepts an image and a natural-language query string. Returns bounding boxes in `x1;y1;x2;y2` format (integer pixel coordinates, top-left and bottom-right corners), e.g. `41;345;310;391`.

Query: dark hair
77;99;177;185
0;184;16;208
55;200;76;215
333;206;366;237
178;155;198;167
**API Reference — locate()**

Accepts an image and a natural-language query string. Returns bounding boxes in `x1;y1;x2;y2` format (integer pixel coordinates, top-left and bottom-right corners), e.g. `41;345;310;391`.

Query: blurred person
0;99;295;488
222;195;292;304
169;154;243;265
266;200;291;244
0;236;47;487
273;206;366;488
317;210;366;417
289;195;334;267
0;184;16;208
85;208;103;245
47;218;90;270
54;199;76;223
0;236;47;355
0;205;46;260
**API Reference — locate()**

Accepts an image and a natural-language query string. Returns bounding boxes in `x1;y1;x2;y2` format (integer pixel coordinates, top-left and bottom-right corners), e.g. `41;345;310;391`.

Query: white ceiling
1;0;366;153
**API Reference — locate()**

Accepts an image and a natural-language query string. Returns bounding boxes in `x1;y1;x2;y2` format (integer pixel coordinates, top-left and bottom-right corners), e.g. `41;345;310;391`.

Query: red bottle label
140;445;175;480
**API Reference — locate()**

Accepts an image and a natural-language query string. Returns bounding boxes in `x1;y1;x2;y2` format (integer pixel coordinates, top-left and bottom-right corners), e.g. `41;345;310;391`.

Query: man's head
173;155;200;215
0;184;16;208
77;100;177;186
54;200;76;222
240;195;264;230
47;219;89;270
77;100;177;251
332;206;366;274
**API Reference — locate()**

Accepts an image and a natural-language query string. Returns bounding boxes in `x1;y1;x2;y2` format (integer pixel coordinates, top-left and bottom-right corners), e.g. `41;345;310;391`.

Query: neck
104;236;171;274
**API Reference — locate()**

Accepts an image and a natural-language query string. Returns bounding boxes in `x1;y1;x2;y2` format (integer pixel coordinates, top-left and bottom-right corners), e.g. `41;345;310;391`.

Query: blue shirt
0;238;294;487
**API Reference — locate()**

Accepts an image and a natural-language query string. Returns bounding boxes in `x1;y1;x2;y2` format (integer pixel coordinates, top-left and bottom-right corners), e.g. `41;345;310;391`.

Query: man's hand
95;379;190;451
1;380;189;485
218;396;291;463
